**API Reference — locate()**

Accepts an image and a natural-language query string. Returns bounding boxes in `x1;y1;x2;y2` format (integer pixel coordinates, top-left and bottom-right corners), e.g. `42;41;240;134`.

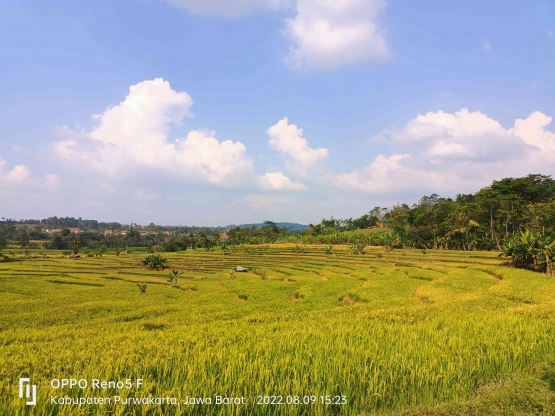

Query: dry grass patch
339;293;364;305
341;296;357;305
413;287;434;304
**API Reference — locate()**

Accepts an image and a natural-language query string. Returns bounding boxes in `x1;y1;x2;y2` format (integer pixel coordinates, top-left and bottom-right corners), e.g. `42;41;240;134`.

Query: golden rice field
1;245;555;415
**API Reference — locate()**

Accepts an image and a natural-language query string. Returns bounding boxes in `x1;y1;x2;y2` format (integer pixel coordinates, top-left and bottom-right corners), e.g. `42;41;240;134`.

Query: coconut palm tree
71;238;81;255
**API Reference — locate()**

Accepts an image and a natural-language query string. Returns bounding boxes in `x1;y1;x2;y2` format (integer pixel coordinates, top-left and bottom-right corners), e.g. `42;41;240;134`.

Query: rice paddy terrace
1;245;555;415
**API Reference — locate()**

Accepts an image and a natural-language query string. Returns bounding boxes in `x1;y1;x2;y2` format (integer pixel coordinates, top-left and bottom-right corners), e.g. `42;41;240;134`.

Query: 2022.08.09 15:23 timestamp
256;395;347;405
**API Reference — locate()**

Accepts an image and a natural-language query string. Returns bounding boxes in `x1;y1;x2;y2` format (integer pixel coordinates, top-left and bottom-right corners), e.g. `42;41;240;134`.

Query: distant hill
226;222;308;230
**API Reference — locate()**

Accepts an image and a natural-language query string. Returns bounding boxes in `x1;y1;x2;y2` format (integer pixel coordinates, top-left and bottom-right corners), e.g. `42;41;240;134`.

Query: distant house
104;230;114;235
47;229;63;233
69;228;81;233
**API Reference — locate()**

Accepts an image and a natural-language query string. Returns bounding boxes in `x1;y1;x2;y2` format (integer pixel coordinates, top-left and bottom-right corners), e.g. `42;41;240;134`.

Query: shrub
220;243;229;256
97;245;107;257
168;269;180;284
349;241;366;255
292;245;305;254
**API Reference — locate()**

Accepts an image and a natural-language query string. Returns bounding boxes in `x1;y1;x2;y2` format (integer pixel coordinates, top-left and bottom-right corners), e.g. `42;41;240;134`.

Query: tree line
0;220;294;252
296;174;555;275
1;174;554;274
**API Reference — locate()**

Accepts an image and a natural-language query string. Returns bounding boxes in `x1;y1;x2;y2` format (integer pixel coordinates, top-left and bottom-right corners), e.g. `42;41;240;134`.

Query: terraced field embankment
1;245;554;415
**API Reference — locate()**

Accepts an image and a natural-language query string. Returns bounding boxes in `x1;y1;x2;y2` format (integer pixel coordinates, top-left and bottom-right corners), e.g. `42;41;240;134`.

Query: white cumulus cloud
0;158;59;189
259;171;307;190
53;78;253;186
162;0;390;71
336;154;411;192
0;160;31;183
511;111;555;154
283;0;390;70
336;109;555;194
0;158;60;215
388;108;529;162
267;117;328;174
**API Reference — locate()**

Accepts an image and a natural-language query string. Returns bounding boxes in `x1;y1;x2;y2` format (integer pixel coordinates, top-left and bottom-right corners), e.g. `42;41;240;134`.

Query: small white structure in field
235;266;247;272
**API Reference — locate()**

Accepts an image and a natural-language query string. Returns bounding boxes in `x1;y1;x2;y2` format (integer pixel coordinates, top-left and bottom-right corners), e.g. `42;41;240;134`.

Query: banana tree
501;230;555;276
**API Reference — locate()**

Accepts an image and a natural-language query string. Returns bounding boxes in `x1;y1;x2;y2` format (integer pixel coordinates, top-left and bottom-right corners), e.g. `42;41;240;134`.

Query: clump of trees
294;174;555;274
300;174;555;248
500;231;555;276
0;221;296;253
225;221;293;245
142;255;168;271
0;224;35;249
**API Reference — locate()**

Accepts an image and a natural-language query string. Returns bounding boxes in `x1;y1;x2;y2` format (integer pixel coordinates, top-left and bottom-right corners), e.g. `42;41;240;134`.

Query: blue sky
1;0;555;225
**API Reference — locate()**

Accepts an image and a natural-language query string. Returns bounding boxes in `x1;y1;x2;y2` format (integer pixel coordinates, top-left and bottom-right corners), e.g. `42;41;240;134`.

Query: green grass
1;245;555;415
